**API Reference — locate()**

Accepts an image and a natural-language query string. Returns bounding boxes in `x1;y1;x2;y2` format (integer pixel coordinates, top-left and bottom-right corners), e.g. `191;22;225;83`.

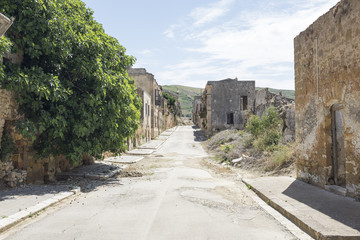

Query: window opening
227;113;234;124
240;96;248;110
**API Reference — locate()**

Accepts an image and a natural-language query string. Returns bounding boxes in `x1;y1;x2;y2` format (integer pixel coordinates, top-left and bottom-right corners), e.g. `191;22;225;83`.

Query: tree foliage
0;0;141;163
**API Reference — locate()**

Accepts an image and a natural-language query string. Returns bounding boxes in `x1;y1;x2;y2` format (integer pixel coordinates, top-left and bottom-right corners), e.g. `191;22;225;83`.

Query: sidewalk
0;184;79;233
126;126;176;156
0;128;178;233
242;176;360;240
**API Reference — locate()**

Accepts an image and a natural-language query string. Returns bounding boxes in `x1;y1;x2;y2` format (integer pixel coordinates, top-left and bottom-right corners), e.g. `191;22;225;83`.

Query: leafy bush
245;115;262;138
0;131;17;162
163;92;176;106
0;0;141;163
245;107;282;152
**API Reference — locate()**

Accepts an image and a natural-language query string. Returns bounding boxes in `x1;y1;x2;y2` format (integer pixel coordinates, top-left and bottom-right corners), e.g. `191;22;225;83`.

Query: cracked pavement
1;126;299;240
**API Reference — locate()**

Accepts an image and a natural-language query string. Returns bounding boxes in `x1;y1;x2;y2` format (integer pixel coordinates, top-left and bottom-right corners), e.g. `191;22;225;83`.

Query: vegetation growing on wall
0;36;12;78
206;107;294;172
245;107;282;152
0;0;141;163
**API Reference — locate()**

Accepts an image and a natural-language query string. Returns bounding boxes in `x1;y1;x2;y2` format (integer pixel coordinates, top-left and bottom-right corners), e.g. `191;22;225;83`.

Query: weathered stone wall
192;96;201;127
294;0;360;197
0;78;77;187
128;68;163;139
0;101;74;187
205;79;255;135
255;88;295;142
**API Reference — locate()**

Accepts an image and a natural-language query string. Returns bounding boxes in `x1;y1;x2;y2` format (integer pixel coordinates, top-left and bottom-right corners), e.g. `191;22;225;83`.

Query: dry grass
205;129;296;177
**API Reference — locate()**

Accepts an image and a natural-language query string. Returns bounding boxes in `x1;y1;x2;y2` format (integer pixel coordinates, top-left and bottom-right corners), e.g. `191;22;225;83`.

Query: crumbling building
294;0;360;198
200;78;255;136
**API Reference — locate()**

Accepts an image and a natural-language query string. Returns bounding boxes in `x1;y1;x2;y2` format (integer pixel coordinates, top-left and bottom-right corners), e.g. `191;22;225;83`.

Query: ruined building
128;68;162;140
128;68;179;144
255;88;295;142
199;78;255;136
294;0;360;198
193;82;296;141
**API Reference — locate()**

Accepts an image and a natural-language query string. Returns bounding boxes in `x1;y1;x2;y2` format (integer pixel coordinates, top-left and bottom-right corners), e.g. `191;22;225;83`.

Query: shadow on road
193;128;207;142
0;184;72;202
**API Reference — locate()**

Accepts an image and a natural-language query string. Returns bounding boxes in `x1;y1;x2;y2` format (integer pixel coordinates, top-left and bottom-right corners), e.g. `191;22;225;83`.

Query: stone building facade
199;78;255;136
294;0;360;198
192;96;201;127
128;68;179;143
128;68;161;139
129;88;151;149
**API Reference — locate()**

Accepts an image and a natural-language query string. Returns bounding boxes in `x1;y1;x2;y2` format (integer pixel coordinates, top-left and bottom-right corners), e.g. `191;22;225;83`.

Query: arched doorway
331;103;346;187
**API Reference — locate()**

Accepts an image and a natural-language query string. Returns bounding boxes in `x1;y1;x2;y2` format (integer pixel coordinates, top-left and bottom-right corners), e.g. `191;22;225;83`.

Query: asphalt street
1;126;298;240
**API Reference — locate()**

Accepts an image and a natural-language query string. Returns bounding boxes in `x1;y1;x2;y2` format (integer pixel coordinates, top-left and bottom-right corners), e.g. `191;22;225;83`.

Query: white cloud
189;0;234;27
158;0;339;89
163;0;234;38
138;49;153;55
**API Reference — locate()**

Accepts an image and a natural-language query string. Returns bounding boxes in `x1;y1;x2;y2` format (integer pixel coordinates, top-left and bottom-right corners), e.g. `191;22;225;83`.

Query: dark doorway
331;104;346;186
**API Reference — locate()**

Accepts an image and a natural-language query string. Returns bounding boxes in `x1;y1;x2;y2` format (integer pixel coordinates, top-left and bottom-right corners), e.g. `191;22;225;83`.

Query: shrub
245;107;283;152
246;115;262;138
221;144;232;154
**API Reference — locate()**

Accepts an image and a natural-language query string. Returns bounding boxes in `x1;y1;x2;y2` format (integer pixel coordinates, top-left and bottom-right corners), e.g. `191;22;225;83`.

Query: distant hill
162;85;203;117
162;85;295;117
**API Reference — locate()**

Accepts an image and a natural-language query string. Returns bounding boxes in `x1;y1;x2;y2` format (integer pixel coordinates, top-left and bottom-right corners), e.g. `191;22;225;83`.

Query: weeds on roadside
246;107;282;152
265;143;295;171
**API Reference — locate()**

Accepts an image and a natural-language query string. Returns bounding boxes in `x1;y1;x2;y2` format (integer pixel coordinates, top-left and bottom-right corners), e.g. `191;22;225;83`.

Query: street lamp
0;13;14;37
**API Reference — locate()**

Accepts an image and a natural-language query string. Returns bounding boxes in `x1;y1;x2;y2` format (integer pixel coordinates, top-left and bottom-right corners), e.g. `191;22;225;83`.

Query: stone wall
255;88;295;142
294;0;360;198
0;81;76;187
192;96;201;127
202;79;255;136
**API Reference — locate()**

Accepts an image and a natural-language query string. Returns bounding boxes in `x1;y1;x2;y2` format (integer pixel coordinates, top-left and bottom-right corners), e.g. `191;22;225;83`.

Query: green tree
0;0;141;163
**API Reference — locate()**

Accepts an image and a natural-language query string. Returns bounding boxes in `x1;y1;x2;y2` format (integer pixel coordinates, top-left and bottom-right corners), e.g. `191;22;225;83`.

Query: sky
82;0;339;90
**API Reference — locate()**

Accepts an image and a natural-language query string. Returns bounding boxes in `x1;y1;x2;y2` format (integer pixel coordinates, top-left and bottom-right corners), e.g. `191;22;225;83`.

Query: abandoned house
294;0;360;198
128;68;178;143
128;68;162;139
199;78;255;136
132;88;151;147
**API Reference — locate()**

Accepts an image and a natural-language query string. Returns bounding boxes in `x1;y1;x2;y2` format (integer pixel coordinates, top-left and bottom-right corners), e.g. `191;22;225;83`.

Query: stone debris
231;157;243;164
0;162;27;188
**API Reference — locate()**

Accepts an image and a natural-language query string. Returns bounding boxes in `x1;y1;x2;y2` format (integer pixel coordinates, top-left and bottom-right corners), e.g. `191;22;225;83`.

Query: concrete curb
104;156;144;164
137;140;165;150
241;179;313;240
242;178;318;239
0;187;80;233
242;178;359;240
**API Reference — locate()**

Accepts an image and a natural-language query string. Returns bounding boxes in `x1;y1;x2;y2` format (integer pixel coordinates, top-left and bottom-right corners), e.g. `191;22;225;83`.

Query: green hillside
256;87;295;99
162;85;203;117
162;85;295;117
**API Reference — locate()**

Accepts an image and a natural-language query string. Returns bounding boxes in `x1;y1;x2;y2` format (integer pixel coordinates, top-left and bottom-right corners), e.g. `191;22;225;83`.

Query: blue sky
82;0;339;90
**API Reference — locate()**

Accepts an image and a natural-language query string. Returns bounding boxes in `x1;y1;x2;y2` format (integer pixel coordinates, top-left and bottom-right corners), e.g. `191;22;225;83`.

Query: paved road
1;126;297;240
